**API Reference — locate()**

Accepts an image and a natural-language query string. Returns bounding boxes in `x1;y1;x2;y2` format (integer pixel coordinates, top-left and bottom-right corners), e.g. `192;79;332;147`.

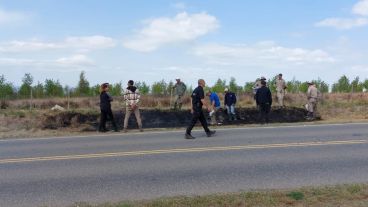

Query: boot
305;112;314;120
232;114;237;121
206;130;216;137
228;114;233;122
185;133;195;139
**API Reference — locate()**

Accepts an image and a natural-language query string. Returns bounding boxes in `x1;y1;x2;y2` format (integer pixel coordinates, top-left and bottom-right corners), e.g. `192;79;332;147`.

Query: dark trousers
99;108;118;131
258;103;271;123
186;110;210;135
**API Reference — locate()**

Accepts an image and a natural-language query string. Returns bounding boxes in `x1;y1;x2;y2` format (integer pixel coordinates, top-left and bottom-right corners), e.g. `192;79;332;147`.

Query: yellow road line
0;140;366;164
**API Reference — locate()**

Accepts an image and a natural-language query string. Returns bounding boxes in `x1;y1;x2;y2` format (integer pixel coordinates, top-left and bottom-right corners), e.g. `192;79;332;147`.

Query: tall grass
2;92;367;110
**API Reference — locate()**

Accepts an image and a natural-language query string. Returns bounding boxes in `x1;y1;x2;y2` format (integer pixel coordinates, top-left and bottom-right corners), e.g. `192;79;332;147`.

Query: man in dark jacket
224;88;237;121
99;83;118;132
255;80;272;124
185;79;216;139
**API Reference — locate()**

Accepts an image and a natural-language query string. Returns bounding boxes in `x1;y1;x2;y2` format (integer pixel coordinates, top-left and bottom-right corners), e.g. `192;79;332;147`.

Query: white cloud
64;36;116;50
316;0;368;29
0;40;61;52
353;0;368;16
0;54;94;71
0;35;116;53
193;42;335;67
55;54;94;66
123;12;219;52
0;8;27;25
315;17;368;29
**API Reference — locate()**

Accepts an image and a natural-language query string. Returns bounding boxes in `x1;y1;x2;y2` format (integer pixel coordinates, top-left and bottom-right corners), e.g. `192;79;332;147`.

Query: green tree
76;71;90;96
18;73;34;98
211;78;226;93
363;79;368;92
167;81;174;95
44;79;64;97
91;84;101;96
267;75;277;93
32;82;44;98
351;77;364;93
0;75;15;99
332;75;351;93
286;78;302;93
110;82;123;96
229;77;240;93
312;78;329;93
135;81;150;95
151;80;167;96
299;82;309;93
244;82;254;93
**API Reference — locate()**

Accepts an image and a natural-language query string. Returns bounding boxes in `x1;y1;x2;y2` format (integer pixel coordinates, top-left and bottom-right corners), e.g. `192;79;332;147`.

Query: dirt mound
41;107;310;131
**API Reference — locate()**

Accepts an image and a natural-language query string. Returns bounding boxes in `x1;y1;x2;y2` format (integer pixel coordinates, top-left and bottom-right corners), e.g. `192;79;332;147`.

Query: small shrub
286;191;304;201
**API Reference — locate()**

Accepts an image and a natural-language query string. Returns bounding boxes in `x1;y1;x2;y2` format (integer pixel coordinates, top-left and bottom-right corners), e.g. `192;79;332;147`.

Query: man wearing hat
275;74;287;107
224;88;237;121
306;82;319;120
253;76;267;94
172;78;187;110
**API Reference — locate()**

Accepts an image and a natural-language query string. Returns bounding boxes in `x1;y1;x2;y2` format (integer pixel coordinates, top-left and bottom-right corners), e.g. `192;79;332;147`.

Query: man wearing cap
253;76;267;95
255;80;272;124
275;74;287;107
185;79;216;139
306;82;319;120
172;78;187;110
224;88;237;121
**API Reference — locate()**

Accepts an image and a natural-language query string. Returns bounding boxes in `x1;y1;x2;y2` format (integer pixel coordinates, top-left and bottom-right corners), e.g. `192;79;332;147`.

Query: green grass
62;183;368;207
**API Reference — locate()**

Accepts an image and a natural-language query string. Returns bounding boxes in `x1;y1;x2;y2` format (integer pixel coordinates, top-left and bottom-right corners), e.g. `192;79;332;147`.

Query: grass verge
65;183;368;207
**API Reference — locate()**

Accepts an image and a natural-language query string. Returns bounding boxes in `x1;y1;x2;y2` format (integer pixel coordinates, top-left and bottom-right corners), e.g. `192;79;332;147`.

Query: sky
0;0;368;87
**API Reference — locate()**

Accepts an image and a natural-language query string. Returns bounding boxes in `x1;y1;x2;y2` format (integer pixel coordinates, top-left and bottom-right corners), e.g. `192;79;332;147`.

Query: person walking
172;78;187;110
224;88;237;121
275;74;287;107
255;80;272;124
185;79;216;139
99;83;119;132
123;80;143;132
206;91;221;125
306;82;319;120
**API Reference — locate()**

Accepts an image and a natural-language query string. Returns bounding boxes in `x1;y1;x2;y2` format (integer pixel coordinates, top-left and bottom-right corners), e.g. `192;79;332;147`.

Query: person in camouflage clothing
172;78;187;110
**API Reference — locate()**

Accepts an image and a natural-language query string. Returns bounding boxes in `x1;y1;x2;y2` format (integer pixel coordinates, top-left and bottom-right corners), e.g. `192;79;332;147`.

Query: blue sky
0;0;368;87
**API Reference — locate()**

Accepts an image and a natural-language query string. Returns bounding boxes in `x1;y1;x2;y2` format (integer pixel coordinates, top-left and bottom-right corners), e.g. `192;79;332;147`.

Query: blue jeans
226;105;236;115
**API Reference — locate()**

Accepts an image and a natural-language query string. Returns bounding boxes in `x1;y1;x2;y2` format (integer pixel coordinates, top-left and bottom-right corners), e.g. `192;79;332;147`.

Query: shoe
139;128;144;132
206;130;216;137
99;129;108;133
123;129;128;133
185;133;195;139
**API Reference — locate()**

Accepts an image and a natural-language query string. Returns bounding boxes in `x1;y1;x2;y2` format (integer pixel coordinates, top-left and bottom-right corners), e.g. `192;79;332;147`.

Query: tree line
1;71;368;99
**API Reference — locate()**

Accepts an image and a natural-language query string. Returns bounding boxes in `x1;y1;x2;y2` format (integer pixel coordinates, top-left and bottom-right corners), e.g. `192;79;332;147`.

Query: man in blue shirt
206;91;221;125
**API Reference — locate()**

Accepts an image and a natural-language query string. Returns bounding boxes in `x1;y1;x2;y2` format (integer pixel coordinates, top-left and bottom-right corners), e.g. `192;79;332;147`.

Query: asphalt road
1;123;368;207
